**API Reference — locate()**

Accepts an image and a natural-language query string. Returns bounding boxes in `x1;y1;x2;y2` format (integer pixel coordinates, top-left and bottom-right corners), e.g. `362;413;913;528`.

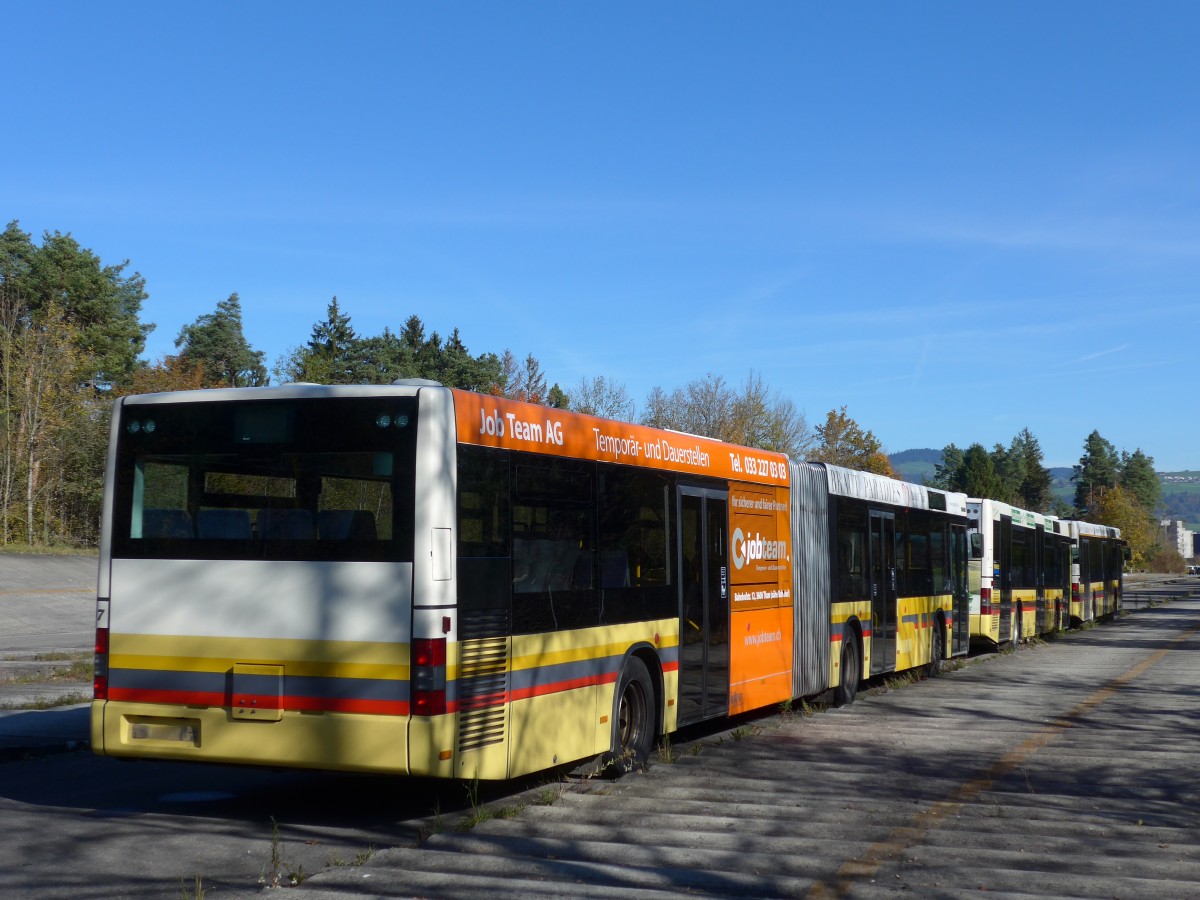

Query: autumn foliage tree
1;221;150;546
808;406;895;476
640;371;813;460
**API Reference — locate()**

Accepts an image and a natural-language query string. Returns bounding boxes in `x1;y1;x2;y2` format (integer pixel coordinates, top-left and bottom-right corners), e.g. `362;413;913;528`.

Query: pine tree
930;443;965;492
960;444;1005;500
1011;428;1053;512
175;293;267;388
1119;448;1160;513
1072;430;1120;516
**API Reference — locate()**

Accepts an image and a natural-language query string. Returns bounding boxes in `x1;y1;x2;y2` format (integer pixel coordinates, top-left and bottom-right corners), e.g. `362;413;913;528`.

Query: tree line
0;222;1182;569
926;430;1173;571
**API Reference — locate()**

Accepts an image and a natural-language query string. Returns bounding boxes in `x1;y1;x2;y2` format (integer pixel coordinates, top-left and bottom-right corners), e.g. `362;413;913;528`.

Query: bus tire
603;656;655;777
930;618;945;676
835;633;860;707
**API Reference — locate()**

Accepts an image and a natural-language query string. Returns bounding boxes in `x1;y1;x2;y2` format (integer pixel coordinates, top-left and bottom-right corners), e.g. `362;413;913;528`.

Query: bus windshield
112;396;417;562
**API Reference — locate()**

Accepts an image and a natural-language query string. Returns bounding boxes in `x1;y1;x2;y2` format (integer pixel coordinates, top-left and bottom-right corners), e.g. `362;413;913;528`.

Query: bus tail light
411;638;447;716
94;625;110;700
980;587;992;615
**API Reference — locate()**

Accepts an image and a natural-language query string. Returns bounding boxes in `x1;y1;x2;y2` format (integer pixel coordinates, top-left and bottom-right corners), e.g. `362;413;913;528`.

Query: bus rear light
94;626;110;700
980;587;992;614
411;637;447;717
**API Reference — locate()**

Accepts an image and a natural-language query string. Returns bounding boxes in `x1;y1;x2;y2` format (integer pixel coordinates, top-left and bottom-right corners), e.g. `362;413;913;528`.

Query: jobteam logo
731;527;786;570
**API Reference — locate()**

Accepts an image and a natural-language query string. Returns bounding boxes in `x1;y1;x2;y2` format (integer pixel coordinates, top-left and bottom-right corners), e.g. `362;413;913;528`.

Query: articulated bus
967;500;1073;647
1060;520;1125;625
91;382;967;778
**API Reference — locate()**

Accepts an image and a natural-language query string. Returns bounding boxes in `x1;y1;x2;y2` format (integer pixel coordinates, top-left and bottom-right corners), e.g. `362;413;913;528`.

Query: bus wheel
604;656;654;776
930;620;945;676
835;634;859;707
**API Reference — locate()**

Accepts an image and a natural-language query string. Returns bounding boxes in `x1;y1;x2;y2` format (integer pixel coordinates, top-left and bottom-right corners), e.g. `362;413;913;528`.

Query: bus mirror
968;532;983;559
1123;545;1132;563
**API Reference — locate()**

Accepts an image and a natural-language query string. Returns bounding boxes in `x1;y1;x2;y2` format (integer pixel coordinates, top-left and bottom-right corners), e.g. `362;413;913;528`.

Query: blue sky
5;2;1198;469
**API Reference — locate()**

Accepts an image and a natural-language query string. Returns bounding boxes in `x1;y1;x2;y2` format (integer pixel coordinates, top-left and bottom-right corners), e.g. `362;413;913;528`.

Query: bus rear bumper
91;700;416;774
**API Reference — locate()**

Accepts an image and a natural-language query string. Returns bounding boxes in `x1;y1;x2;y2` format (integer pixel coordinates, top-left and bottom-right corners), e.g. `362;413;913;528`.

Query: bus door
1034;524;1046;633
868;510;897;675
1079;538;1092;620
997;516;1013;641
1060;537;1073;628
677;487;730;726
950;523;970;655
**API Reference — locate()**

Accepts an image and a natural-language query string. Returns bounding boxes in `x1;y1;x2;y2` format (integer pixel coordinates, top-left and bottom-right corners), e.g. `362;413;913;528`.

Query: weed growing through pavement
328;845;376;868
655;734;675;763
178;875;205;899
260;817;309;887
533;783;564;806
457;775;495;831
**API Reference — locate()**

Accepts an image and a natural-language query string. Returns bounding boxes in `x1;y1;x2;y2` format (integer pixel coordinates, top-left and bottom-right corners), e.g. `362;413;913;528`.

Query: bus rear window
113;398;415;562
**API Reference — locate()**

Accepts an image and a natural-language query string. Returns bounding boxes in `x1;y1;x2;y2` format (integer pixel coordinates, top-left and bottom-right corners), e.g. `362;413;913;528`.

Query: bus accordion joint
412;637;447;716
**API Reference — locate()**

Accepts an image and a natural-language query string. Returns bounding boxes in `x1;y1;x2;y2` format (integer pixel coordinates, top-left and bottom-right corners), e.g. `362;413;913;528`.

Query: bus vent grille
458;610;509;753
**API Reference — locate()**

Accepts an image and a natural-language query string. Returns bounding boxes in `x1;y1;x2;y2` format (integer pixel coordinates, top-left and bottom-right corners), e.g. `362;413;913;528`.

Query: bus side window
456;445;511;613
836;501;868;603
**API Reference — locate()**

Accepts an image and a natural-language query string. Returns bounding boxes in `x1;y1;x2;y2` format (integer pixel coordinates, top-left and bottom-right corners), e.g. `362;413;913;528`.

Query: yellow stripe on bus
510;621;679;671
109;633;411;679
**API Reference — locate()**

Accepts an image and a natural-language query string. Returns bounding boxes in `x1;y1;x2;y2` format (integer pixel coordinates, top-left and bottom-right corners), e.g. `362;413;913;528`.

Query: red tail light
93;626;110;700
980;587;992;614
411;637;447;716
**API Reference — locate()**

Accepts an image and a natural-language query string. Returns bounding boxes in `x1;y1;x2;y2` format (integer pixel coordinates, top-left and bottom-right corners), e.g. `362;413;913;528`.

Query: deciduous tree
809;406;896;476
572;375;635;420
1093;484;1156;569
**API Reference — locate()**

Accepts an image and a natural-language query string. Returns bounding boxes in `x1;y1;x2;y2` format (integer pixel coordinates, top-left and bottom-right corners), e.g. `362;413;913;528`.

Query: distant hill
889;448;940;485
889;448;942;466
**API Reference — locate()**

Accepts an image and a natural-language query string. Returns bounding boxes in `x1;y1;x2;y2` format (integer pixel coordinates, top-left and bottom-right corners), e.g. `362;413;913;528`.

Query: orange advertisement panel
452;389;790;488
729;606;793;714
729;485;792;608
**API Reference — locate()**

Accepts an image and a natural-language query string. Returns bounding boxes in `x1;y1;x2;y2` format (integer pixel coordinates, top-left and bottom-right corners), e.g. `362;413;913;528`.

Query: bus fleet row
90;382;1125;780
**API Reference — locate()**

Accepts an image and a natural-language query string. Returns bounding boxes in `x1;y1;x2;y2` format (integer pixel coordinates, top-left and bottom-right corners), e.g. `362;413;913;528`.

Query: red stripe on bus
509;672;619;704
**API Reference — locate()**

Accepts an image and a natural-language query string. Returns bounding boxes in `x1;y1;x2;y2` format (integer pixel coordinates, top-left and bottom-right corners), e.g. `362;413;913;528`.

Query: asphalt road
0;553;97;653
2;564;1198;898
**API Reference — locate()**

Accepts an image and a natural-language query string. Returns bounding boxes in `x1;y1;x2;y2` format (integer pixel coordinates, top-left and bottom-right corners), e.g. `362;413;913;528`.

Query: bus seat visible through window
196;509;253;540
600;549;630;589
142;508;193;539
317;510;377;541
257;509;315;541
